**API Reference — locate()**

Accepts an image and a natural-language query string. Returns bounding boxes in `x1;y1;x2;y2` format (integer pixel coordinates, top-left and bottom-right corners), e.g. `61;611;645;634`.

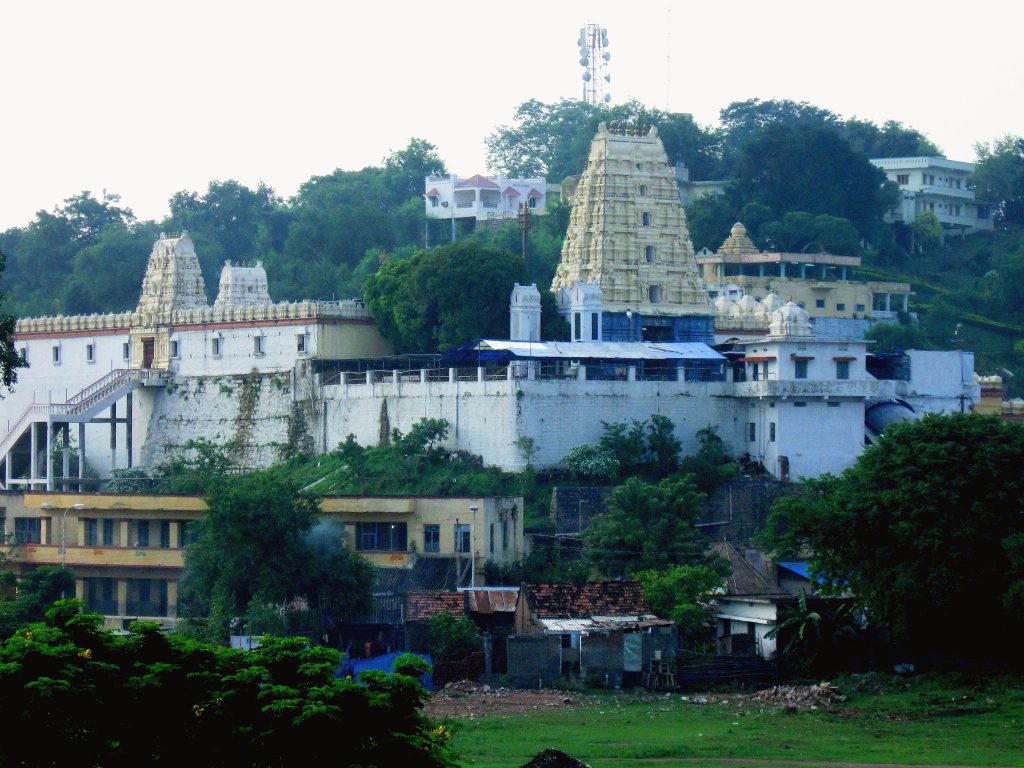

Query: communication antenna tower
577;23;611;105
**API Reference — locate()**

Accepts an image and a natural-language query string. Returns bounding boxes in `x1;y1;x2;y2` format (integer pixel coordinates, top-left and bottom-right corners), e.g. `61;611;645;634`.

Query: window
127;579;168;617
745;423;756;442
896;174;909;185
528;196;538;209
455;523;471;554
856;303;865;312
423;524;440;553
502;519;509;551
641;211;651;226
211;336;221;357
135;520;150;548
85;578;117;614
794;360;808;379
296;333;308;354
160;521;171;548
355;522;407;552
649;285;661;303
836;360;850;379
430;196;439;208
638;184;647;195
489;523;495;554
169;340;179;358
18;347;28;363
102;519;115;547
769;422;776;442
590;312;599;341
828;401;841;407
815;299;825;309
573;313;581;341
644;245;655;263
794;401;808;408
836;303;845;312
86;343;95;363
15;518;41;545
122;342;130;361
253;335;265;356
52;345;61;365
85;518;98;546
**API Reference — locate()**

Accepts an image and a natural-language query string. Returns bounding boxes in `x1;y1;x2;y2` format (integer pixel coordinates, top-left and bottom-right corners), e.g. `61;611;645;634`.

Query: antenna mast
577;23;611;105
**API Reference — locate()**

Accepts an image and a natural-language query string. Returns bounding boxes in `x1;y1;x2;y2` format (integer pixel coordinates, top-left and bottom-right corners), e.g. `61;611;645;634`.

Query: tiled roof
455;174;501;190
523;581;650;619
710;540;779;596
526;188;544;198
405;591;465;623
502;186;521;197
465;588;518;614
426;188;440;197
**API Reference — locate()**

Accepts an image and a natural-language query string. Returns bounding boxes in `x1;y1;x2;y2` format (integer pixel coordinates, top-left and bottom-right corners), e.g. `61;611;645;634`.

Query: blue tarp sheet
776;561;827;585
337;651;434;691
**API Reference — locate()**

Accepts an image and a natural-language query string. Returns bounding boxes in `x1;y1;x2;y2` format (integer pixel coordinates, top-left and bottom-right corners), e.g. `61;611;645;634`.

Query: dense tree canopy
0;248;26;395
181;471;373;641
583;475;716;578
972;135;1024;225
0;602;454;767
761;414;1024;658
364;239;563;353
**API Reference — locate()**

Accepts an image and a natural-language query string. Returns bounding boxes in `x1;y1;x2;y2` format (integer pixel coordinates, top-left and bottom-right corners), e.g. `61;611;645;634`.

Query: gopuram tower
552;124;712;342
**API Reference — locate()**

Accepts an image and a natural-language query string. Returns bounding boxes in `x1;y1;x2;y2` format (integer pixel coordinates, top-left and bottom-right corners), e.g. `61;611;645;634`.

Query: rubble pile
521;749;591;768
744;682;847;710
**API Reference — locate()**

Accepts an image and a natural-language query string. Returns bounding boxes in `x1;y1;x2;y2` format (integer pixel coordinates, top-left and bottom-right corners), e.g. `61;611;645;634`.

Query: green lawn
448;675;1024;768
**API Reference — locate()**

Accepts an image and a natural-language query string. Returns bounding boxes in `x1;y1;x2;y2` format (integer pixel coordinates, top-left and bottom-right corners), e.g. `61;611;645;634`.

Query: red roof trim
455;174;501;190
739;356;776;362
526;188;544;198
426;188;440;197
502;186;521;197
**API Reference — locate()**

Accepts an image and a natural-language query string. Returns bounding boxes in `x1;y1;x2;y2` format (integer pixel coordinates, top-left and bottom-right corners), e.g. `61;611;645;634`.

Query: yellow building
1;491;524;629
696;223;912;338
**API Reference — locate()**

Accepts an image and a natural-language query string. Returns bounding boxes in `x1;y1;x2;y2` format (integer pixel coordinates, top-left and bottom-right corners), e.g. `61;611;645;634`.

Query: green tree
633;564;723;649
0;566;75;637
584;475;713;578
364;240;533;352
685;194;737;252
911;209;943;253
760;414;1024;657
0;249;27;396
864;318;931;353
972;135;1024;225
427;610;484;685
842;118;941;159
180;471;372;641
0;601;455;767
732;123;896;238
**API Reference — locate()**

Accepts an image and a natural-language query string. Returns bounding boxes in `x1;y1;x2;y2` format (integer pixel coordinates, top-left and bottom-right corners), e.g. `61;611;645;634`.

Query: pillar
167;580;178;618
902;294;909;312
61;422;70;491
77;518;86;547
420;369;428;384
126;392;133;468
885;294;892;312
779;262;786;277
477;367;485;382
576;364;587;381
41;517;51;546
170;521;181;549
627;366;637;382
30;421;38;488
45;420;53;491
392;370;400;385
78;422;86;488
119;519;129;548
116;579;128;616
448;368;457;384
75;579;85;602
109;402;117;473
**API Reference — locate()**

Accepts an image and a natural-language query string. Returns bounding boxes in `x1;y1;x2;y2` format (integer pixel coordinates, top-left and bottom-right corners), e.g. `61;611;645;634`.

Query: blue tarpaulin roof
338;651;434;690
776;561;827;585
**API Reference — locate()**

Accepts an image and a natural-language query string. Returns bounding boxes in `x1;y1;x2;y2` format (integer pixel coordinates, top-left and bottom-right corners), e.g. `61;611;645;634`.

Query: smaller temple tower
509;283;542;342
214;261;273;308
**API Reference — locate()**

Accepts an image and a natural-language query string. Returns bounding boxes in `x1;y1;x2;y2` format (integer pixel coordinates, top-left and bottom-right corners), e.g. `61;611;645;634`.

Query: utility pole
518;202;530;264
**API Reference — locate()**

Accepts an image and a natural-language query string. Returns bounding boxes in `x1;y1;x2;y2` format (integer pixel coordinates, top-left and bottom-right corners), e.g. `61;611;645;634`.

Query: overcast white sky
1;0;1020;230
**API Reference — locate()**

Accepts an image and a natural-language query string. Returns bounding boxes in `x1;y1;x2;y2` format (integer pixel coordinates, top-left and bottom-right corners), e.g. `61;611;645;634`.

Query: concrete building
424;174;555;222
1;490;524;628
552;124;713;343
2;232;392;490
698;222;913;342
870;157;993;235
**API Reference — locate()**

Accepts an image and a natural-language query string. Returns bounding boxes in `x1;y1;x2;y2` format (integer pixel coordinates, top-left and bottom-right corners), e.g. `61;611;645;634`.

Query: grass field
448;674;1024;768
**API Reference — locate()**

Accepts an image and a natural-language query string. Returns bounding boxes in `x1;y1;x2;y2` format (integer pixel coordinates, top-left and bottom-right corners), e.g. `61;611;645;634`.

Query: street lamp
40;502;85;567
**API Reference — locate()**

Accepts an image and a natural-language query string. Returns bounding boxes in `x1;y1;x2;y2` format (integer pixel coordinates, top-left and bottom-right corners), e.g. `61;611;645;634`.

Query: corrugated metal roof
465;589;518;614
541;618;595;633
476;340;725;362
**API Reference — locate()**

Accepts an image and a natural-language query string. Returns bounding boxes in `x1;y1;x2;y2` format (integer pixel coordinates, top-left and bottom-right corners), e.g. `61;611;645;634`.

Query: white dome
762;292;783;313
769;301;813;337
714;294;735;315
735;293;760;316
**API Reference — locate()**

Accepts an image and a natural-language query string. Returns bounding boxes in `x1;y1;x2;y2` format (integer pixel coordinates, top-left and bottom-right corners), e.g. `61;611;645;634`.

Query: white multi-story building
2;233;392;490
870;156;993;235
424;174;554;222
